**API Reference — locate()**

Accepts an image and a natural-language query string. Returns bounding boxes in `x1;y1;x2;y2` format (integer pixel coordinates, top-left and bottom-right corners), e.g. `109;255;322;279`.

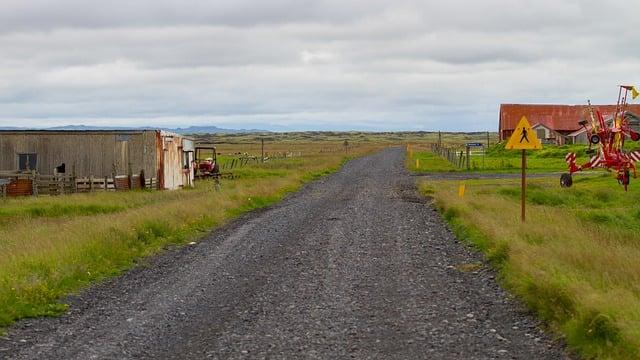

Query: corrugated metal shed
499;104;640;140
0;130;194;190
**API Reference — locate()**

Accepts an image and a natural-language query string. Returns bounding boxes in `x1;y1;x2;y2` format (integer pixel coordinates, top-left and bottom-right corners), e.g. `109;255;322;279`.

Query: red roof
499;104;640;134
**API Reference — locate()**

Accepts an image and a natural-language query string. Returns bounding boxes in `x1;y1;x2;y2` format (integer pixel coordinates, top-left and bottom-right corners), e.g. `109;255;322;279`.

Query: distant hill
0;125;268;134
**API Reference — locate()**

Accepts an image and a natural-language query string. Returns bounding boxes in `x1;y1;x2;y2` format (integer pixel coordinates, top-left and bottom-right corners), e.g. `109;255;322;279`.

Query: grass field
408;138;640;174
192;130;499;146
408;143;607;173
0;141;383;331
422;173;640;359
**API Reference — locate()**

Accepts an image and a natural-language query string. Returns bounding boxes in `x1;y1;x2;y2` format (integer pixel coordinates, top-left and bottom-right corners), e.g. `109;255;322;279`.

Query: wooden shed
0;130;194;190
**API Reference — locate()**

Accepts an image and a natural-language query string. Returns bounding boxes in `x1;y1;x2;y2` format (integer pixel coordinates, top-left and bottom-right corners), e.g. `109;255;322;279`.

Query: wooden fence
220;151;302;171
430;143;487;170
0;171;158;197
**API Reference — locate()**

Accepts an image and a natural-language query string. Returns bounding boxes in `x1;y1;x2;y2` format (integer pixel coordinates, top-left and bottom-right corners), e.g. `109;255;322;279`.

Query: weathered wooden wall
0;131;158;177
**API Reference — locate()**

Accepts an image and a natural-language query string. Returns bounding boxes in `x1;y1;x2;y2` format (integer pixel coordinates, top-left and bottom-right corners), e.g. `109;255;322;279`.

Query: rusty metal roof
499;104;640;132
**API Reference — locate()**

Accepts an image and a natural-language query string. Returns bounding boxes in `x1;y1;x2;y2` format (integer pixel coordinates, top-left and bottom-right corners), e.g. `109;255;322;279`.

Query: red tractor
194;146;220;179
562;85;640;191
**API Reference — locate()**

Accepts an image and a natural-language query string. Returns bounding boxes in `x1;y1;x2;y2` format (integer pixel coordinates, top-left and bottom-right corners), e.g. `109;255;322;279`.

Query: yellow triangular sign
505;116;542;150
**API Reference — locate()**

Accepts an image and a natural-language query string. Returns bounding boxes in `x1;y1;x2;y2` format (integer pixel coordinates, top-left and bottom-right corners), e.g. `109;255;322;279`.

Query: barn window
18;153;37;171
537;129;546;139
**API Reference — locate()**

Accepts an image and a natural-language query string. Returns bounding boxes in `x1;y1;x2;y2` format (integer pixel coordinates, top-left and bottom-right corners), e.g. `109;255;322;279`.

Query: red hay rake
562;85;640;191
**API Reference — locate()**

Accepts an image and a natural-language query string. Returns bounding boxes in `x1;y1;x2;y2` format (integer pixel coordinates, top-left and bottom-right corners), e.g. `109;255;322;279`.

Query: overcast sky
0;0;638;131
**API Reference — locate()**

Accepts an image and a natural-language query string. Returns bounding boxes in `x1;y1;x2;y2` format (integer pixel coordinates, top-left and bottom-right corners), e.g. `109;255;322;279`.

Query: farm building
499;104;640;144
0;130;194;190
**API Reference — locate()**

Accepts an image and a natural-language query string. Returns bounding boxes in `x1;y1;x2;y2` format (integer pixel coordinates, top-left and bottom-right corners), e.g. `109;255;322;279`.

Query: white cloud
0;0;638;131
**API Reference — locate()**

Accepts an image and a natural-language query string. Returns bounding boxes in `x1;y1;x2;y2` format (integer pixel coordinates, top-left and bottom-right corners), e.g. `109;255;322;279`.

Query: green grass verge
421;175;640;359
0;147;373;332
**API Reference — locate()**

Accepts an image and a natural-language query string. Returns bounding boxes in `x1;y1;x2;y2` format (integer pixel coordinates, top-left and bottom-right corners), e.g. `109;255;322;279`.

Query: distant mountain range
0;125;268;134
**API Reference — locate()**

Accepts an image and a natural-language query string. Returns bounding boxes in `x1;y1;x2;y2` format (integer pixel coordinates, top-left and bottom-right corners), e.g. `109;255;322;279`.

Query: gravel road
0;147;568;359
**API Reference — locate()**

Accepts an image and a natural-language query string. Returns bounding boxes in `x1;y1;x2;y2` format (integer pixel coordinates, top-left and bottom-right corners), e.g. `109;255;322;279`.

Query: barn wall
159;131;193;190
0;131;158;177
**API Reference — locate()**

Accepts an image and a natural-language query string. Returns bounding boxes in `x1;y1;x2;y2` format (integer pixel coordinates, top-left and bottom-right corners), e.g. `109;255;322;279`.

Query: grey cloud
0;0;638;131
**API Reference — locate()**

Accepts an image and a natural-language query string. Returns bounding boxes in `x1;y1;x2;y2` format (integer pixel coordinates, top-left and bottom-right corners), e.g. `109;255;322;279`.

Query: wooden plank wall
0;131;158;178
0;174;159;197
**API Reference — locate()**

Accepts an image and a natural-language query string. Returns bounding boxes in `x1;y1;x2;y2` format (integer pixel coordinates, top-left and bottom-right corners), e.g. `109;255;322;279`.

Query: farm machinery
193;146;234;180
562;85;640;190
193;146;220;178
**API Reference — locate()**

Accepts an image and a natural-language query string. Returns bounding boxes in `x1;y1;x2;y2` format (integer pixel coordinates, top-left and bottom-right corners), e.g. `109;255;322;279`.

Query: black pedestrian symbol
519;127;529;143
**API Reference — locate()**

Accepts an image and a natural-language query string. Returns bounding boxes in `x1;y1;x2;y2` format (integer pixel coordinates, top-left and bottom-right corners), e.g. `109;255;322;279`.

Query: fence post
32;170;38;196
72;164;77;193
466;146;471;171
140;169;146;189
127;162;133;190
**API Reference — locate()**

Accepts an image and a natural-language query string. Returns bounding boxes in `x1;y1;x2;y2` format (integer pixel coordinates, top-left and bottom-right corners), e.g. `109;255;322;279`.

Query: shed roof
499;104;640;132
0;129;149;135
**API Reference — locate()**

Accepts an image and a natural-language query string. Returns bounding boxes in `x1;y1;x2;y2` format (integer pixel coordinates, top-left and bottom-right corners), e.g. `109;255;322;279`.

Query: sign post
505;116;542;222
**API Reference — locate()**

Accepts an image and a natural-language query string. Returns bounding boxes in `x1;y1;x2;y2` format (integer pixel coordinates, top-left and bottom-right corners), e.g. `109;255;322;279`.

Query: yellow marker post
458;183;466;198
505;116;542;222
416;158;420;169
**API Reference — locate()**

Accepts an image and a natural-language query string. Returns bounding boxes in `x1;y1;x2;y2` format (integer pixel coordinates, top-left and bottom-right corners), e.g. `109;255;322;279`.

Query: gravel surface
0;147;568;359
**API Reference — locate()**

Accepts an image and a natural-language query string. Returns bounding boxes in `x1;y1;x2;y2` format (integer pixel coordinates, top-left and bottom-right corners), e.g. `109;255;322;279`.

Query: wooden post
486;131;490;148
127;162;133;190
466;146;471;171
438;131;442;151
261;138;265;163
521;149;526;222
140;170;146;189
72;163;77;193
32;170;38;196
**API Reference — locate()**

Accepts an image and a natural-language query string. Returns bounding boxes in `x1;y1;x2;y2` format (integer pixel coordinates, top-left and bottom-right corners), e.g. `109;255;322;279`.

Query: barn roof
499;104;640;132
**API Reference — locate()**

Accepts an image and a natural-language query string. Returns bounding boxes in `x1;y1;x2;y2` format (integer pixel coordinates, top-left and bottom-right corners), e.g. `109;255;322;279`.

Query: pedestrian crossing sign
505;116;542;150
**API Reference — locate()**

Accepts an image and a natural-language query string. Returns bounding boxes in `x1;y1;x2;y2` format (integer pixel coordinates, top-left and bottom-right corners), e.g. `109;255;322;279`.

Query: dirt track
0;147;567;359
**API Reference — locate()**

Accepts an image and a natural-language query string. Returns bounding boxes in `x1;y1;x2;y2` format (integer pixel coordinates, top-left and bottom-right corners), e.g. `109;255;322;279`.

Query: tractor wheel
590;134;600;144
560;173;573;188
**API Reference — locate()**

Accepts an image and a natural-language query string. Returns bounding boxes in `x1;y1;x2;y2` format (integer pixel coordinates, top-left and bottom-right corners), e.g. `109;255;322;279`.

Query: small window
18;153;37;171
536;129;546;139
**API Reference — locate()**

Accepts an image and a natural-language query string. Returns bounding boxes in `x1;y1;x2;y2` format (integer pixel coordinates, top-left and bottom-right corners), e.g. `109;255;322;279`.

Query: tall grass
422;175;640;359
0;143;382;330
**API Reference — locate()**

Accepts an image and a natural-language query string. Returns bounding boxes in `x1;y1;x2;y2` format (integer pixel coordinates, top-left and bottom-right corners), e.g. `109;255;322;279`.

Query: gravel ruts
0;147;568;359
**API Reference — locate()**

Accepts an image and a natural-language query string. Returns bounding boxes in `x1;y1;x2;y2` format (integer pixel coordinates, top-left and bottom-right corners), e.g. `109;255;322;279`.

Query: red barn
499;104;640;144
